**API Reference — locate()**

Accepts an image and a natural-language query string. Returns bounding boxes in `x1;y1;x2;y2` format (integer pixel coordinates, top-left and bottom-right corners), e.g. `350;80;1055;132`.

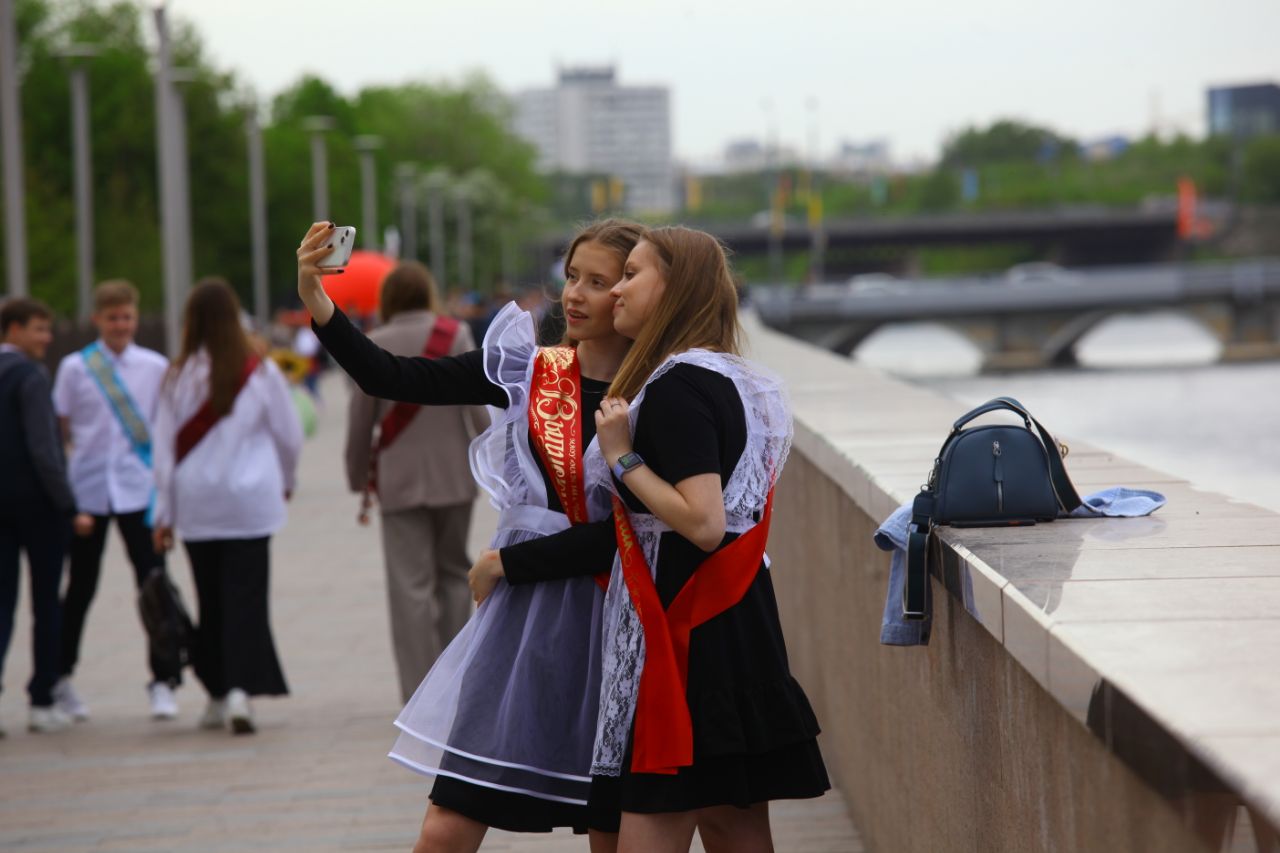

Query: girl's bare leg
589;829;620;853
617;810;698;853
411;802;488;853
696;802;773;853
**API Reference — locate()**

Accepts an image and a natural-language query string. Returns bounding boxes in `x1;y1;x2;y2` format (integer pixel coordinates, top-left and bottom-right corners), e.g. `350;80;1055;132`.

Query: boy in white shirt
52;280;177;720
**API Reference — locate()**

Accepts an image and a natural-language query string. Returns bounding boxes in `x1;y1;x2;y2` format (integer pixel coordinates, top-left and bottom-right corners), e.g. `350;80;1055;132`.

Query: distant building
723;139;766;172
1081;135;1130;162
1207;83;1280;140
513;66;674;213
719;138;804;172
831;139;892;175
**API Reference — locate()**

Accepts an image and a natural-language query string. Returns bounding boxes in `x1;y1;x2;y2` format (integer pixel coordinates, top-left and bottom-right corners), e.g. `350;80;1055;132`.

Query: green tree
1240;134;1280;203
941;119;1078;168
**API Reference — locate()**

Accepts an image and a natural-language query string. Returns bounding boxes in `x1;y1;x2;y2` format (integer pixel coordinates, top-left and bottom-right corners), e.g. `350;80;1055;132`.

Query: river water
851;311;1280;512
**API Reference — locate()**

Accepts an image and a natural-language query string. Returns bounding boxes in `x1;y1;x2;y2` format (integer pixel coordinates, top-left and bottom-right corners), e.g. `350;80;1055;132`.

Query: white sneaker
226;688;254;735
148;683;179;720
199;698;227;730
52;677;90;721
28;705;73;733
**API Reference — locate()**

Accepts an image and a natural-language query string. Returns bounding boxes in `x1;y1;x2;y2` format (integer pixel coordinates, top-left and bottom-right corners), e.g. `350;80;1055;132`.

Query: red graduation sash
612;487;776;775
527;346;608;590
359;315;460;523
175;355;262;464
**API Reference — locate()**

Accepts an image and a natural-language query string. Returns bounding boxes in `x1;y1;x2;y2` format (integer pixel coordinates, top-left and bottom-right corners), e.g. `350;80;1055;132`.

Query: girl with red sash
477;227;830;852
151;279;302;734
297;219;641;852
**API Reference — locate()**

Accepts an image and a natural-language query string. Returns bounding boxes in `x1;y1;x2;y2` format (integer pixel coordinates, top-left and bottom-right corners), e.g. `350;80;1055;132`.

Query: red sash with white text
528;346;608;590
612;488;776;775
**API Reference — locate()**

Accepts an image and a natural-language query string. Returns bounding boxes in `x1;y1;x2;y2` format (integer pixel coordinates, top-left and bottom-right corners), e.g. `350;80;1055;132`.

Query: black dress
313;307;616;833
503;363;830;814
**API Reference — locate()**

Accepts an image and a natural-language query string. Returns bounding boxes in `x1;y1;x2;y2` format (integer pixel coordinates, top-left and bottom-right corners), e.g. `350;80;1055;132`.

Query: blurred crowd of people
0;270;557;739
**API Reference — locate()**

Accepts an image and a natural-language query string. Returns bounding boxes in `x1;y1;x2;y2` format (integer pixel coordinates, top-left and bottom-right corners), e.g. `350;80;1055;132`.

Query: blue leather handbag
904;397;1082;619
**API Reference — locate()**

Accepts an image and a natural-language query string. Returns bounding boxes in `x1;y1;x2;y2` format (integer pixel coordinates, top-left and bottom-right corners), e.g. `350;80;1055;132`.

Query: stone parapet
744;312;1280;852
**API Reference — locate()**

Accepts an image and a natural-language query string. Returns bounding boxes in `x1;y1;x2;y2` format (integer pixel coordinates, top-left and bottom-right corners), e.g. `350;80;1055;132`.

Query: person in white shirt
151;278;303;735
51;280;175;721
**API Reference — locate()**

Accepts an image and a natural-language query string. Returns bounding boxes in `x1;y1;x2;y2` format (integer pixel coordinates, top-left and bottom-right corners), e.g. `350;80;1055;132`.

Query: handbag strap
949;396;1081;513
903;491;933;620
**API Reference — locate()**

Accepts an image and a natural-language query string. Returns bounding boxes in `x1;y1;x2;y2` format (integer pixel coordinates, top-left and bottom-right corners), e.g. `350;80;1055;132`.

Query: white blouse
151;350;303;541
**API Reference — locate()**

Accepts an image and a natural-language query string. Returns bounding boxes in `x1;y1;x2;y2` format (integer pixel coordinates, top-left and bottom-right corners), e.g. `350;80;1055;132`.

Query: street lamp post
353;136;382;252
454;185;473;292
0;0;28;297
395;163;417;261
153;6;195;355
304;116;334;223
58;45;100;320
245;109;270;327
422;170;448;283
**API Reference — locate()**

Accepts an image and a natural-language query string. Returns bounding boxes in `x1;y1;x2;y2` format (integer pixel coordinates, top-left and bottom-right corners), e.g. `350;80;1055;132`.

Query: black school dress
503;362;830;815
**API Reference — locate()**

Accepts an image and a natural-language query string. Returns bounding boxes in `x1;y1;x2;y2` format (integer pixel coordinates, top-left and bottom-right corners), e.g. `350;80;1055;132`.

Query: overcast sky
174;0;1279;165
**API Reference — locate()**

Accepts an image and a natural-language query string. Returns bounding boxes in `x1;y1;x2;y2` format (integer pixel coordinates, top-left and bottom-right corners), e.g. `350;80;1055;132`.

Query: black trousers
61;509;177;685
184;537;288;698
0;511;68;707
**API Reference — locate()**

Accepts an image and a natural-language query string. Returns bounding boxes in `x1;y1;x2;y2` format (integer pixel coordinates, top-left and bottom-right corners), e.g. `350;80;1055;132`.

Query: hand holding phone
317;226;357;268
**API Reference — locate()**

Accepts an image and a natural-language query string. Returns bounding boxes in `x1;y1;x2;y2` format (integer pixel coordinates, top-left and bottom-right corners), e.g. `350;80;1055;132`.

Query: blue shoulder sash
80;342;152;468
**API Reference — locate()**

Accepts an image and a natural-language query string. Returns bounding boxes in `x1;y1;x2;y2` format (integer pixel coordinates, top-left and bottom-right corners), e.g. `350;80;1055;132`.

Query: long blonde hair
608;226;741;400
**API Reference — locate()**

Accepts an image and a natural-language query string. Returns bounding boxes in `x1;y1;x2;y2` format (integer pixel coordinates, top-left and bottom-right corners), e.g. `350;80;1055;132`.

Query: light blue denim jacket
876;487;1167;646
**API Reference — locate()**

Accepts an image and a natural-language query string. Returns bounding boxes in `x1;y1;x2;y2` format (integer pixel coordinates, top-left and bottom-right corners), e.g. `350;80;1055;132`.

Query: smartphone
317;226;357;268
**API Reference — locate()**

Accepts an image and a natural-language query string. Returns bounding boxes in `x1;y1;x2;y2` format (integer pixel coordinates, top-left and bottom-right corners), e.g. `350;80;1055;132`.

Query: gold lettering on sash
529;347;589;524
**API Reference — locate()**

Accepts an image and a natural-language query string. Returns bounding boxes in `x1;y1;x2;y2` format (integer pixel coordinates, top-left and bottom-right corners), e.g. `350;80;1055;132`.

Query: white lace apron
585;350;793;777
388;303;613;805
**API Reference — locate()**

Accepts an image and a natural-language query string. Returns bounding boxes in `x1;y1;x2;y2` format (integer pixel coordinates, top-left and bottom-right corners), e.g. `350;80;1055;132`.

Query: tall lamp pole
395;163;417;261
0;0;28;297
454;184;473;293
353;135;382;252
304;115;334;223
58;45;100;320
153;5;195;355
245;108;270;327
423;170;449;283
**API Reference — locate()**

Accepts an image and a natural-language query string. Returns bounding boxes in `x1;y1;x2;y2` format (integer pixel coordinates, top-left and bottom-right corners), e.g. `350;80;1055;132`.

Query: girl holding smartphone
298;219;641;852
472;226;830;852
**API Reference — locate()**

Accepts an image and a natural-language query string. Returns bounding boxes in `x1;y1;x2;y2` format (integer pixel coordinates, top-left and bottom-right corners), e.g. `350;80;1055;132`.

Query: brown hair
608;226;741;401
1;297;53;335
94;279;139;312
172;277;253;417
379;261;441;323
556;217;644;346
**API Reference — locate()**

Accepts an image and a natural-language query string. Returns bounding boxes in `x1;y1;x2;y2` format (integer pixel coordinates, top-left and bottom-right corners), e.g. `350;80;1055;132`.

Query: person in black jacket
0;298;76;735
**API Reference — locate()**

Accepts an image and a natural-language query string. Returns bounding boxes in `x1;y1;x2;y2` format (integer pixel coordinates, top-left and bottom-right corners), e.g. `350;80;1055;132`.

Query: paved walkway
0;374;863;852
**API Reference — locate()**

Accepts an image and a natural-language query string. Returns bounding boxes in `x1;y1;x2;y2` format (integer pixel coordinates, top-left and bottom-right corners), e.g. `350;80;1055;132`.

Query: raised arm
296;221;506;408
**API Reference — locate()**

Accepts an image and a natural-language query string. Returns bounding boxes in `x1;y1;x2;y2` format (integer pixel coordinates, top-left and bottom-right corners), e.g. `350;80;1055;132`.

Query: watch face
619;452;642;469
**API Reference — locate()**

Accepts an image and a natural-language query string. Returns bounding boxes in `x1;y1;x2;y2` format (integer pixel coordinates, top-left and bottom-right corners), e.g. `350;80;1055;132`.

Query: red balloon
321;250;397;317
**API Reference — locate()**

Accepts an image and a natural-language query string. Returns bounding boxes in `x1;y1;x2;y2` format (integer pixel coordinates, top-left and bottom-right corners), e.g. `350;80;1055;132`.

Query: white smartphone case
317;226;357;268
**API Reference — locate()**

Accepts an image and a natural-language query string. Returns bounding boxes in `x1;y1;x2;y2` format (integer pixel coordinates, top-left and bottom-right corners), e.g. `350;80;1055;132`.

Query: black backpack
137;567;195;677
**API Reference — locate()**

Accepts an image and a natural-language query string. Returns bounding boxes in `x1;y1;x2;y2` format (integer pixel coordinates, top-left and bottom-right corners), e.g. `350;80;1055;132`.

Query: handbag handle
948;396;1081;512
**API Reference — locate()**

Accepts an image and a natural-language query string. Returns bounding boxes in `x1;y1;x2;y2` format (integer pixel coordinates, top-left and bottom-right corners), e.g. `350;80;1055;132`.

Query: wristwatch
611;451;645;481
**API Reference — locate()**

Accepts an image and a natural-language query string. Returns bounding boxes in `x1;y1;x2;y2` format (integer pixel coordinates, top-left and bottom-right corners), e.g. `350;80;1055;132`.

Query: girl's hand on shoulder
595;396;633;466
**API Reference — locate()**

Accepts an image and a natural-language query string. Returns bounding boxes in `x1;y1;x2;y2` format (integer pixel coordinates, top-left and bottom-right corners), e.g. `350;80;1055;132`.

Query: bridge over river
751;258;1280;370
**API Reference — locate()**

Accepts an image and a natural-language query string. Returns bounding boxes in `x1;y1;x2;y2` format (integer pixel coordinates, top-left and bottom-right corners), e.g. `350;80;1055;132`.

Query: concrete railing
743;313;1280;853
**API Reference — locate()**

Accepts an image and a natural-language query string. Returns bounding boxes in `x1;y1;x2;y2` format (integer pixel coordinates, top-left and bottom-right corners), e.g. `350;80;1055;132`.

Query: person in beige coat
344;262;489;702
